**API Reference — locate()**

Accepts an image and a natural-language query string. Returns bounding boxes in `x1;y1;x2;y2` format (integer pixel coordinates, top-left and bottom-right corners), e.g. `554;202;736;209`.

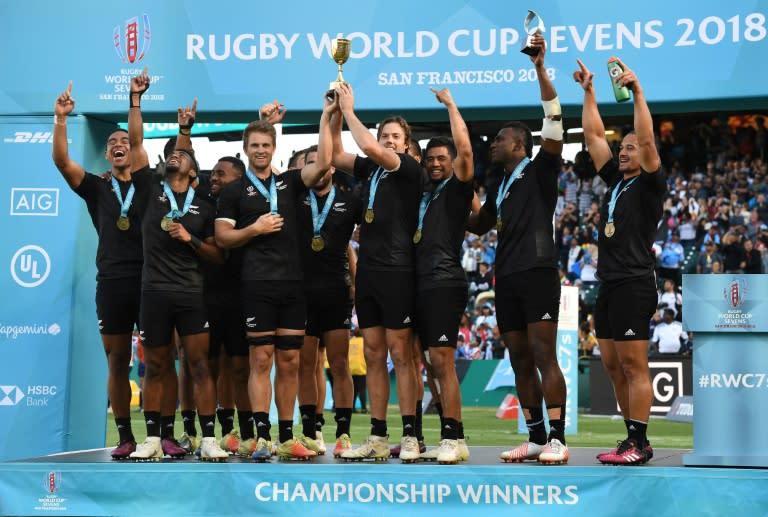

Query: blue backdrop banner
0;118;81;460
1;1;768;118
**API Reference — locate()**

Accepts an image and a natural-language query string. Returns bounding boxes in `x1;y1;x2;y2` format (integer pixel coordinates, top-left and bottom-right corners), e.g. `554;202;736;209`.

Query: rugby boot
129;437;163;462
341;435;389;462
111;440;136;460
199;437;228;462
538;438;570;465
500;441;546;463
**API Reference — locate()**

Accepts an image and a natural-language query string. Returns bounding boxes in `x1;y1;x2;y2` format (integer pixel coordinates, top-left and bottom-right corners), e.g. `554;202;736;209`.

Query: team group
52;35;663;466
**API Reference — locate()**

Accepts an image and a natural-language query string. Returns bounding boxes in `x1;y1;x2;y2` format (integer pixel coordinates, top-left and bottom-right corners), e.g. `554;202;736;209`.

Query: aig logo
10;245;51;288
10;188;59;216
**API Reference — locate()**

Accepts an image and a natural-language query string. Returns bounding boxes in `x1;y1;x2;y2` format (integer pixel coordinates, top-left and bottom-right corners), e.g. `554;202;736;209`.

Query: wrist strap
189;235;201;250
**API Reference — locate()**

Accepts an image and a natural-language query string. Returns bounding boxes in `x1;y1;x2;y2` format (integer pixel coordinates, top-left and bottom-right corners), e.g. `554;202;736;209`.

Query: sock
435;402;445;429
335;408;352;438
217;408;235;435
415;400;424;441
442;417;459;440
525;406;548;445
370;418;387;438
547;404;566;444
199;414;216;438
316;412;325;433
458;421;465;440
627;420;648;446
278;420;294;443
254;412;271;441
238;410;254;440
299;405;317;437
144;411;161;437
115;417;134;444
402;415;416;437
181;410;197;436
161;415;175;439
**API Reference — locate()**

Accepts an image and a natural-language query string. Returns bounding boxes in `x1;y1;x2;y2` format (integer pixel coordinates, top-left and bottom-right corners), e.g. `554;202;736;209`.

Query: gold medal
412;229;422;244
116;216;130;231
311;236;325;252
496;218;503;232
605;222;615;238
364;208;374;224
160;217;174;232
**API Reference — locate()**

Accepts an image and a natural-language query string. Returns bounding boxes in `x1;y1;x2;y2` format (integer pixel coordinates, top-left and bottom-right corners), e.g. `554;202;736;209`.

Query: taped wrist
541;96;563;141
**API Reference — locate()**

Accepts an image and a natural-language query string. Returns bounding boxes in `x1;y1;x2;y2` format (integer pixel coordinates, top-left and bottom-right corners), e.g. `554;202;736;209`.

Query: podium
682;274;768;467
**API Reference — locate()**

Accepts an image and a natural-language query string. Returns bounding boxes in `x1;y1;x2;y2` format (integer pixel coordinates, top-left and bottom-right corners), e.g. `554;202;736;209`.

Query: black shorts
140;290;209;348
595;275;658;341
355;270;415;330
306;285;352;338
96;277;141;335
207;302;248;357
242;280;306;334
415;286;467;349
496;268;560;333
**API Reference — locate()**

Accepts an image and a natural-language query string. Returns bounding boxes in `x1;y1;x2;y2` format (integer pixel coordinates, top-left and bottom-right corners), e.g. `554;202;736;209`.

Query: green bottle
607;57;631;103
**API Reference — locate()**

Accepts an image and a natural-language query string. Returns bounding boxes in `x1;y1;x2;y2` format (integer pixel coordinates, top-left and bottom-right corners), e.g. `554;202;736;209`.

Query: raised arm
128;67;150;172
175;98;197;151
574;59;612;171
615;58;661;173
337;83;400;171
301;93;338;187
431;87;474;183
529;34;563;156
330;109;356;173
52;81;86;189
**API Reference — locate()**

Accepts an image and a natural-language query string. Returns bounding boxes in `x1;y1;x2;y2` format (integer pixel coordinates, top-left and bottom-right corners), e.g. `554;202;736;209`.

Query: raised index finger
576;58;589;74
66;80;73;96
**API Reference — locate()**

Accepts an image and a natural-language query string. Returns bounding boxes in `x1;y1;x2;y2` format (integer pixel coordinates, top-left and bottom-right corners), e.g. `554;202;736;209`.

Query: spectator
697;241;723;274
721;230;747;273
743;239;764;273
651;309;689;354
578;321;598;358
658;280;682;318
659;233;684;285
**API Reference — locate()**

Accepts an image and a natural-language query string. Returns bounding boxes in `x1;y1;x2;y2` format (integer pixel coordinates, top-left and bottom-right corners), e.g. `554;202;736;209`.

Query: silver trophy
520;9;545;56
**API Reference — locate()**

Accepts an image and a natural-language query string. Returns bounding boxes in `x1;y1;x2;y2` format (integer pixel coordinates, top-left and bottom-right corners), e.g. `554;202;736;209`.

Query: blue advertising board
1;1;768;120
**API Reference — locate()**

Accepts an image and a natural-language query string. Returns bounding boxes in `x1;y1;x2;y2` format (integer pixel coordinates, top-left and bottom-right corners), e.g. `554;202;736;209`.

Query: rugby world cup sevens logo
723;278;748;309
113;14;152;64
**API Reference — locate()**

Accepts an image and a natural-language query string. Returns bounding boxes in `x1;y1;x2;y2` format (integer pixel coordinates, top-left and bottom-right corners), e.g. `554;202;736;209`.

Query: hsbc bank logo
10;188;59;216
0;385;25;406
113;14;152;64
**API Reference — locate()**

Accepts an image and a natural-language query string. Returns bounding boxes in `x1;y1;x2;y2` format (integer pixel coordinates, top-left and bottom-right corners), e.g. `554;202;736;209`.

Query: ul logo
10;245;51;288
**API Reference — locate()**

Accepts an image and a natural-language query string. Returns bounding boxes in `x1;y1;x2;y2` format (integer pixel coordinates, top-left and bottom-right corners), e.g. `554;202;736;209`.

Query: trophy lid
524;10;545;35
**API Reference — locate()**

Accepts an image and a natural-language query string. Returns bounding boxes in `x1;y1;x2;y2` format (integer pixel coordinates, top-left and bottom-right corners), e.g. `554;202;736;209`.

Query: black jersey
199;190;242;306
415;175;474;290
353;153;422;272
483;149;560;277
132;166;216;293
216;169;307;282
297;186;361;290
74;173;143;280
597;160;666;282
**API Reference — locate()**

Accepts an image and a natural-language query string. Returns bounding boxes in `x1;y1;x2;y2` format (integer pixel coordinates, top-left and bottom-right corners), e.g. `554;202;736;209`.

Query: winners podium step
1;446;767;516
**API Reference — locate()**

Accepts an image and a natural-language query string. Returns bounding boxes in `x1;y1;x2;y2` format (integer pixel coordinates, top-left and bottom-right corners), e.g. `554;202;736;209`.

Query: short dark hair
501;121;533;158
426;136;457;159
243;120;277;147
217;156;245;176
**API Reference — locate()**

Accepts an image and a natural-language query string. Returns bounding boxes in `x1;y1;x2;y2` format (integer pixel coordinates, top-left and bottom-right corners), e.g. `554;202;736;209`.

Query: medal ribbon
416;178;451;235
111;175;135;219
495;157;530;223
246;170;278;214
366;167;385;213
162;182;195;219
606;176;638;224
310;186;336;238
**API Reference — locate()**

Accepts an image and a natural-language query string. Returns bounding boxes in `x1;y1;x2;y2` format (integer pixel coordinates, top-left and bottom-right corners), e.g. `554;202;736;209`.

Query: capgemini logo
113;14;152;64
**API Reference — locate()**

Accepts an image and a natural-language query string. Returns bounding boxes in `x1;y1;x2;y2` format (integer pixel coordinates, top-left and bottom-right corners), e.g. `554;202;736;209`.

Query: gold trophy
326;37;351;101
520;9;545;56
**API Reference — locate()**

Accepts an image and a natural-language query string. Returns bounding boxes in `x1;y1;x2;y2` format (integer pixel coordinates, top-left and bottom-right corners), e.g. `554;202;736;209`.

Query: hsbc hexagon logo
0;385;25;406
